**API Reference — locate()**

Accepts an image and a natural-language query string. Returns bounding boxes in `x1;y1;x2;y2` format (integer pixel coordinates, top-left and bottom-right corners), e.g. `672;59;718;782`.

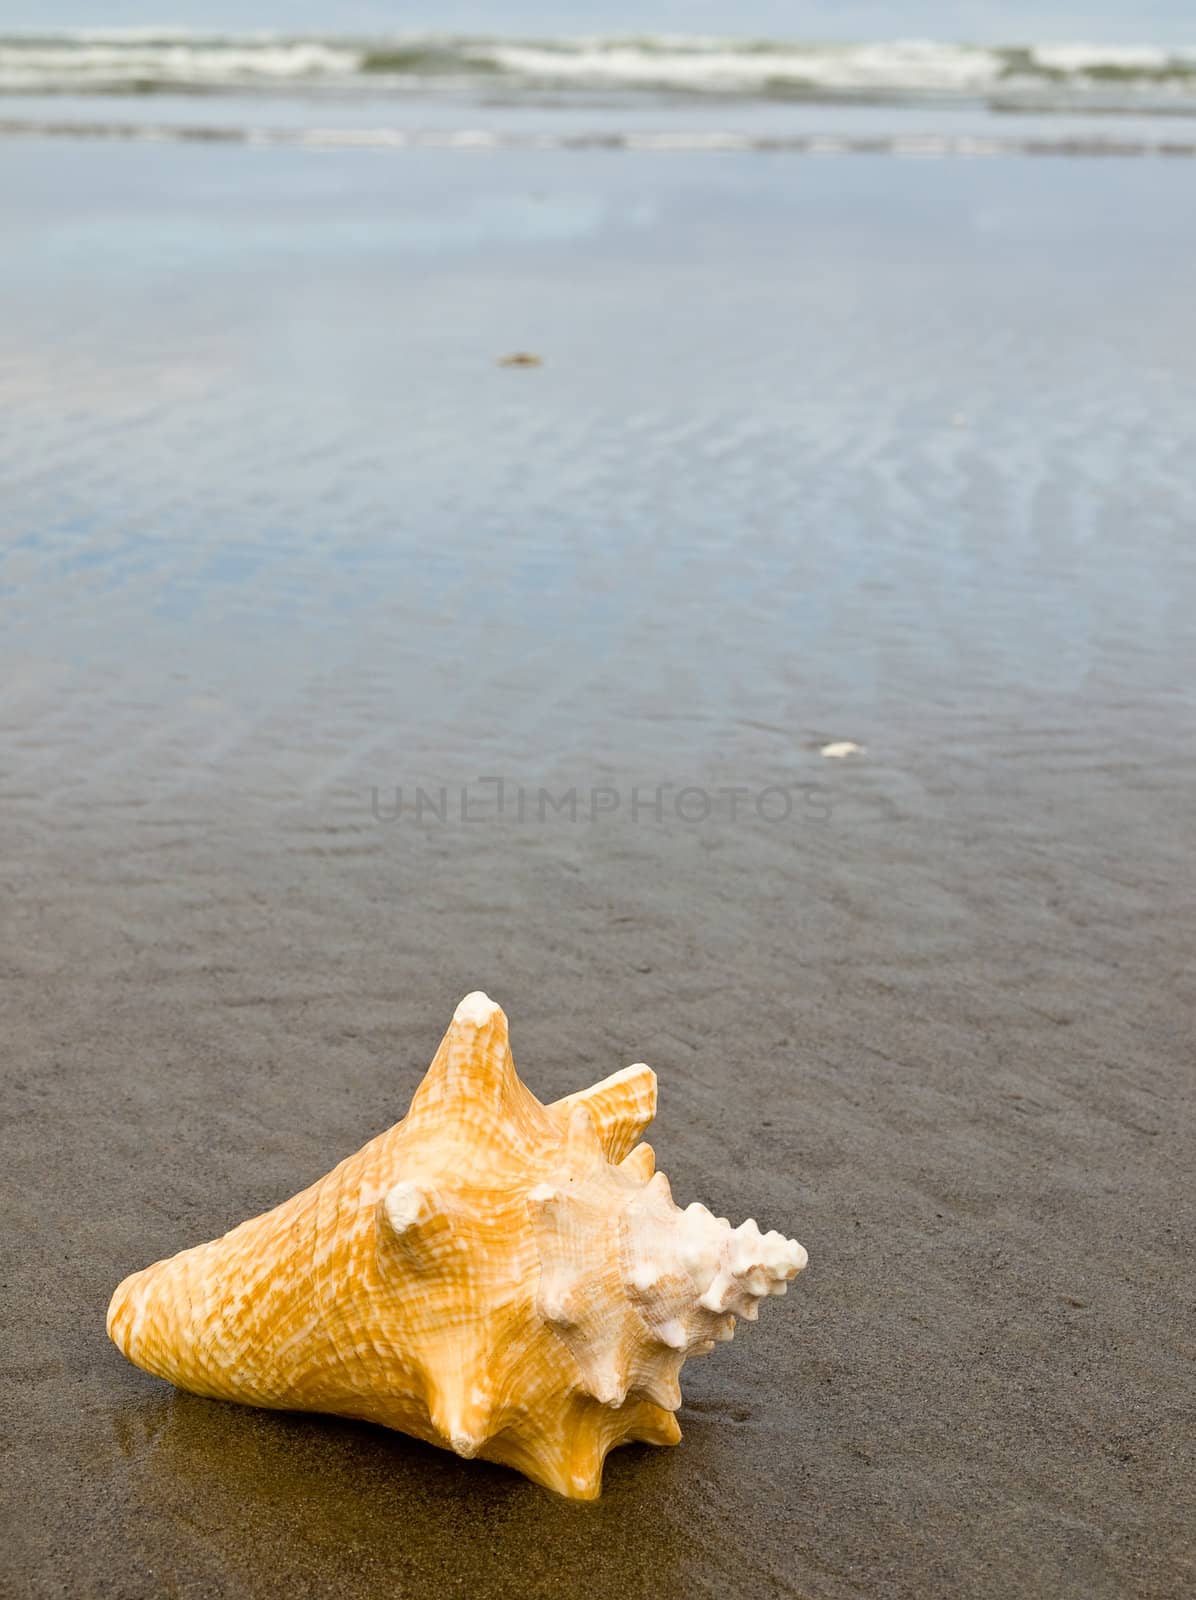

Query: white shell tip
383;1181;426;1233
698;1277;729;1313
590;1371;627;1407
453;991;500;1026
540;1281;577;1326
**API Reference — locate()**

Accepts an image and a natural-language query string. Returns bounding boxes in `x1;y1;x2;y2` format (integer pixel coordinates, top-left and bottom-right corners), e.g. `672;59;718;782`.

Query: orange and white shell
107;992;807;1498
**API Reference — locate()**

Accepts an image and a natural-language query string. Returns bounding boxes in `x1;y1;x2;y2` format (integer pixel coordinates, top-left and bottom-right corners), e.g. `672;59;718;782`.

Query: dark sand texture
1;144;1195;1599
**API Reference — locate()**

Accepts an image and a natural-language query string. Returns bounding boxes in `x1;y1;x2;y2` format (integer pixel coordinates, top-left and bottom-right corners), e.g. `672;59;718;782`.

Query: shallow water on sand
4;143;1195;804
1;143;1195;1599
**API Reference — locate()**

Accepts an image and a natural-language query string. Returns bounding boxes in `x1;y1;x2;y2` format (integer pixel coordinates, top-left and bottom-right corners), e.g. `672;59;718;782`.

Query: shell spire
107;992;807;1499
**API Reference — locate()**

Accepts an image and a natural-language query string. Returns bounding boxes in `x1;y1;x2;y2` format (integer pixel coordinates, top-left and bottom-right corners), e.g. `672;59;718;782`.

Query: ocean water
4;31;1196;155
3;134;1195;822
4;32;1196;101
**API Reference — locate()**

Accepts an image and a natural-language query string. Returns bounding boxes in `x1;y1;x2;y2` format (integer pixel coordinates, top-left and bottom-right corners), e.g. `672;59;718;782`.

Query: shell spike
553;1063;657;1163
629;1406;683;1449
645;1170;673;1205
560;1442;607;1501
619;1141;655;1182
377;1181;456;1271
426;1369;495;1459
404;993;549;1149
411;992;513;1104
586;1352;630;1408
639;1361;683;1412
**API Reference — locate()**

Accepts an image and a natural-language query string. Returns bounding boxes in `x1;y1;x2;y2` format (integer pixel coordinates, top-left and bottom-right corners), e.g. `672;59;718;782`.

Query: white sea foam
1030;43;1175;73
481;38;1006;95
0;38;360;93
1;33;1195;106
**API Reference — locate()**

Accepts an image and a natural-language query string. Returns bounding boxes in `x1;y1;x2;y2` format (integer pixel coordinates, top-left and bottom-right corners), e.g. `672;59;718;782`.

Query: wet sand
2;143;1195;1599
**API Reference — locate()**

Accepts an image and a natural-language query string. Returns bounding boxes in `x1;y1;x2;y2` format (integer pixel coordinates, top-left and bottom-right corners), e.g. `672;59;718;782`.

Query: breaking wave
4;32;1196;111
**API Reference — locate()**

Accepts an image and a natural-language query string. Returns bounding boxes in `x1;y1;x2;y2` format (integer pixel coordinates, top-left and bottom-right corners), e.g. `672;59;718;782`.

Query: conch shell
108;992;807;1498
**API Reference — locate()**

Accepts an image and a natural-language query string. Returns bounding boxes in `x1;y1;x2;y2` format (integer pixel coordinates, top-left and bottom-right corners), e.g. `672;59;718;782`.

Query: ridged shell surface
108;992;807;1498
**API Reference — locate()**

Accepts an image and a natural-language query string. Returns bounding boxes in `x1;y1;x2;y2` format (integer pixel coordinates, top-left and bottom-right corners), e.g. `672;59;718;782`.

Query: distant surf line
4;33;1196;110
2;117;1195;157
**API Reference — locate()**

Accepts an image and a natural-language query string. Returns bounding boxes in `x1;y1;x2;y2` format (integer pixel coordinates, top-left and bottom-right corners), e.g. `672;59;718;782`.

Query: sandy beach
1;134;1195;1599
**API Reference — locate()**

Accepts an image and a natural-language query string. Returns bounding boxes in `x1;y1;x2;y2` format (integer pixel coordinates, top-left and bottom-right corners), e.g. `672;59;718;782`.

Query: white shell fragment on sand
107;992;807;1499
820;740;865;758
